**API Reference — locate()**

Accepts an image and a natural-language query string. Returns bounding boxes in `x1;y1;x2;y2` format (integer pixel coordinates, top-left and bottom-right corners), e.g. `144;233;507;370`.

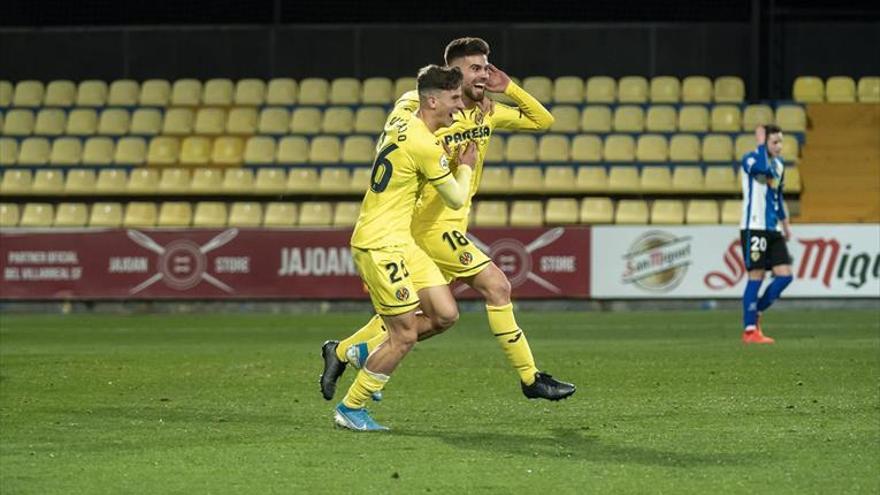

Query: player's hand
782;220;792;241
476;97;495;116
485;64;511;93
459;140;477;168
755;125;767;146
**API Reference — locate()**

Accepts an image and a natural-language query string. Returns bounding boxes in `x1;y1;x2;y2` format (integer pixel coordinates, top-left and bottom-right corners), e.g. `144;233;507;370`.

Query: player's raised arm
742;125;776;176
486;64;554;131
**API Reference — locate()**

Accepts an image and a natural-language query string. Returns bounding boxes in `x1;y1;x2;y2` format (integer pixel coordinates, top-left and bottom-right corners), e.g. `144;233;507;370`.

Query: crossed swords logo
126;228;239;294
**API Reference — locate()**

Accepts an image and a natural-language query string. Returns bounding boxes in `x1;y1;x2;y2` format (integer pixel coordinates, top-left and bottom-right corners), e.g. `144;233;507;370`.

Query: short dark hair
764;124;783;135
444;37;490;65
417;65;463;96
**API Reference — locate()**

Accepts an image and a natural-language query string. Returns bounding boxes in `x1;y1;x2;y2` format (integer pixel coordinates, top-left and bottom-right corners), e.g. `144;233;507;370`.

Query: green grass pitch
1;309;878;494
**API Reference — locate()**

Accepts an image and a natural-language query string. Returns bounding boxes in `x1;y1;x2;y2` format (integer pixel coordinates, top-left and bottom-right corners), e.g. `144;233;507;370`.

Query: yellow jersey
350;111;453;250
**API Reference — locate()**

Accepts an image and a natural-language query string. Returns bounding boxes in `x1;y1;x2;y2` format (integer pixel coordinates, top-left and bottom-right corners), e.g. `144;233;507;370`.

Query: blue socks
743;279;762;329
758;275;793;312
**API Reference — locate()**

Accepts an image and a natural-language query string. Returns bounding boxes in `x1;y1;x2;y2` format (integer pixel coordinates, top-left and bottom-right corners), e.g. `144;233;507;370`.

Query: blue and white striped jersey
740;144;786;231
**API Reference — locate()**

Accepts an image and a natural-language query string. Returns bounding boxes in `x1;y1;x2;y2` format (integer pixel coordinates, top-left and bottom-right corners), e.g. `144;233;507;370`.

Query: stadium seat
354;106;387;134
640;166;673;193
333;201;361;227
825;76;856;103
66;109;98;136
321;107;355;134
19;203;54;227
254;168;287;194
0;138;18;165
554;76;585;104
45;81;76;107
139;79;171;106
636;135;668;162
669;134;701;162
575;128;605;157
64;169;96;194
286;167;320;193
234;78;266;106
129;108;162;135
222;168;254;194
394;77;416;99
857;77;880;103
511;167;544;193
645;105;677;132
362;77;393;105
95;169;128;194
228;202;262;227
614;200;649;224
781;134;799;162
275;136;309;165
54;203;88;227
108;80;139;106
194;108;227;135
157;202;193;227
735;133;755;160
580;197;614;224
550;106;579;133
509;200;543;227
298;78;330;105
17;138;51;165
290;107;322;134
650;200;684;224
318;168;351;193
710;105;742;132
586;76;616;103
704;166;737;193
346;167;369;193
127;168;160;194
613;105;645;132
544;166;577;193
713;76;745;103
678;105;710;132
473;201;508;227
784;167;802;193
202;78;234;106
672;166;704;193
88;202;123;227
603;135;635;162
742;105;774;131
263;202;298;227
0;81;13;107
575;166;608;192
650;76;680;103
329;78;360;105
299;201;333;226
720;199;742;224
342;135;375;164
171;79;202;106
505;135;538;162
3;109;35;136
682;76;712;103
76;80;108;107
309;136;342;164
617;76;648;103
485;136;505;163
211;137;243;166
0;169;32;194
31;169;65;194
580;106;612;133
225;107;258;134
686;200;720;224
147;136;180;166
702;134;734;162
266;78;298;105
793;76;824;102
157;168;191;194
607;166;639;192
97;108;130;136
258;107;291;135
113;137;147;165
775;105;807;132
162;108;195;135
479;167;511;193
123;202;158;228
522;77;553;104
49;137;82;165
34;109;66;136
193;202;228;227
190;168;224;194
538;135;570;162
545;198;579;225
12;81;44;107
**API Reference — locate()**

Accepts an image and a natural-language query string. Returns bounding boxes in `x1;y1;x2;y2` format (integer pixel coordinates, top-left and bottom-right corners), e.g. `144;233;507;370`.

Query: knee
482;276;511;306
432;307;459;331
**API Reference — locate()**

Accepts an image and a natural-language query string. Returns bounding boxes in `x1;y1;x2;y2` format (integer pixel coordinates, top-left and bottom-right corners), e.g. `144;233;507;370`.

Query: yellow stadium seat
234;78;266;106
672;166;704;193
299;201;333;226
825;76;856;103
76;80;108;107
721;199;742;224
775;105;806;132
158;202;193;227
318;168;351;193
645;105;677;132
0;138;18;165
19;203;54;227
554;76;585;104
686;200;719;224
147;137;180;166
793;76;824;102
190;168;224;194
162;108;195;135
226;107;258;135
784;167;801;193
702;134;734;162
704;167;737;193
549;106;579;133
0;169;32;194
781;135;799;162
228;202;263;227
636;135;668;162
735;133;755;159
682;76;712;103
193;202;228;227
650;76;680;103
95;169;127;194
394;77;416;99
139;79;171;106
64;169;96;194
354;106;387;134
254;168;287;194
342;136;375;164
124;202;158;228
290;107;322;134
580;197;614;224
613;105;644;132
107;80;139;106
222;168;254;194
640;166;673;192
473;201;508;227
54;203;88;227
321;107;355;134
44;80;76;106
479;167;510;194
650;200;684;224
505;135;537;162
129;108;162;135
586;76;616;103
607;166;640;192
580;105;612;133
329;78;360;105
194;108;226;135
202;79;234;106
34;109;66;136
576;166;607;192
603;135;635;162
266;78;298;105
545;198;579;225
669;134;701;162
618;76;648;103
17;138;51;165
211;136;243;166
286;167;320;193
65;109;98;136
4;109;35;136
742;104;774;131
257;107;290;135
710;105;741;132
299;78;330;105
274;136;308;165
511;167;544;193
614;199;648;224
309;136;341;164
510;200;543;227
362;77;393;105
0;81;13;107
264;202;298;227
31;169;64;194
13;81;44;107
127;168;160;194
714;76;745;103
485;136;505;163
522;77;553;104
114;137;146;165
857;77;880;103
49;137;82;165
678;105;709;132
158;168;191;194
171;79;202;106
88;202;123;227
349;167;372;193
571;135;603;162
538;135;570;162
97;108;130;136
332;201;361;227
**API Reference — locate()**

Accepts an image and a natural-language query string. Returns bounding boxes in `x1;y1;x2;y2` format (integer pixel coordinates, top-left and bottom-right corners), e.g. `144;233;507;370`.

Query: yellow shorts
414;225;492;285
352;243;446;316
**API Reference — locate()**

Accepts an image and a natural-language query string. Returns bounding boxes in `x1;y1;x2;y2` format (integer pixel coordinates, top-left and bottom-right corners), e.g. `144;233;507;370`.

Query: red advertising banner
0;227;590;300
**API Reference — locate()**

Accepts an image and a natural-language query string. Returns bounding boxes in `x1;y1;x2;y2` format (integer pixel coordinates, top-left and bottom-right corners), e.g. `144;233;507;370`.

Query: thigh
352;246;420;316
406;241;450;291
416;225;492;283
767;231;793;269
741;230;772;270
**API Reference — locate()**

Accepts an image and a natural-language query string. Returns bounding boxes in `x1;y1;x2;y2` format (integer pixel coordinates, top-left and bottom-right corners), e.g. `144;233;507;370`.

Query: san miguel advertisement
0;227;590;300
591;225;880;298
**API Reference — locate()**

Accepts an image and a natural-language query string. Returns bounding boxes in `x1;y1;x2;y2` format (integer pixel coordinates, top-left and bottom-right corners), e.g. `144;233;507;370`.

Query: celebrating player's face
451;54;490;103
433;87;466;127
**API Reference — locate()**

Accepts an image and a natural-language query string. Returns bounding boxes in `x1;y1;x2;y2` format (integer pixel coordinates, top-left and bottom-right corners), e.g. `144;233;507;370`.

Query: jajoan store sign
591;225;880;298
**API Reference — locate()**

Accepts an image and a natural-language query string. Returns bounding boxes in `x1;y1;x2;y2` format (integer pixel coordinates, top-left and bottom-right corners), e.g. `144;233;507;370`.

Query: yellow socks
487;303;538;385
341;368;389;409
336;314;386;362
